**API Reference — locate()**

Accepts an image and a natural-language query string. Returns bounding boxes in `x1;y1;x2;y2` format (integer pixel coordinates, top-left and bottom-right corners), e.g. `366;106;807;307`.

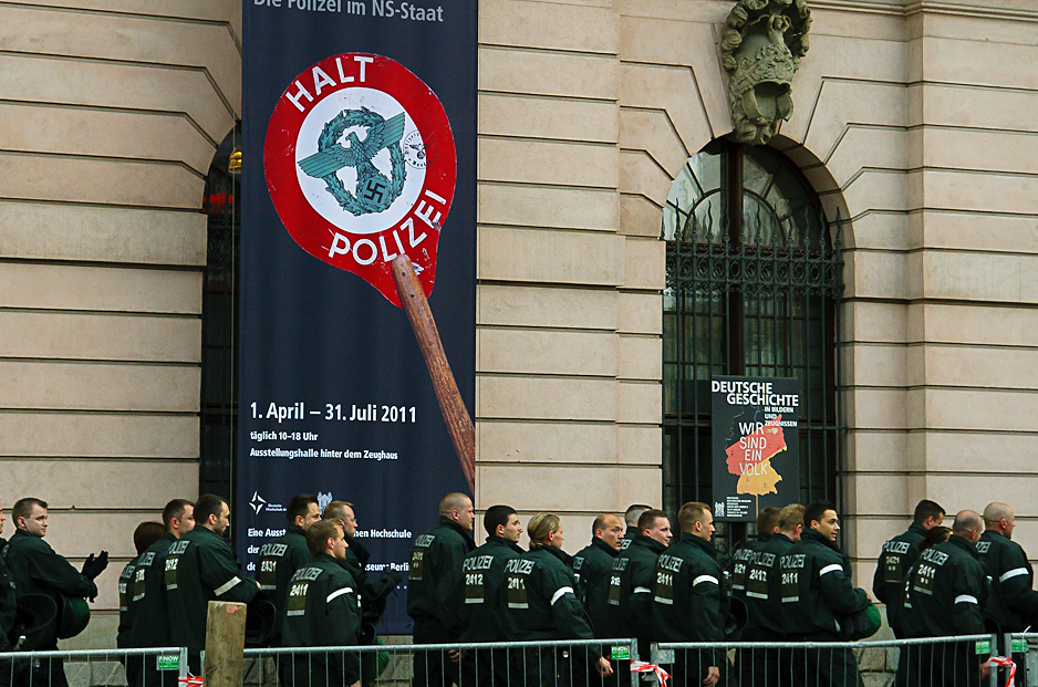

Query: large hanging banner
711;377;800;521
239;0;477;634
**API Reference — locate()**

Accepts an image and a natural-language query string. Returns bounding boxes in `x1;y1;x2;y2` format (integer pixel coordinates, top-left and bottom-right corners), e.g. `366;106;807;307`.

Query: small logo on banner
317;492;333;514
250;491;267;514
265;53;457;306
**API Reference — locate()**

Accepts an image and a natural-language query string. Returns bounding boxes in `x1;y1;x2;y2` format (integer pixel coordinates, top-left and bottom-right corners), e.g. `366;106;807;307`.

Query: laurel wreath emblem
316;108;406;216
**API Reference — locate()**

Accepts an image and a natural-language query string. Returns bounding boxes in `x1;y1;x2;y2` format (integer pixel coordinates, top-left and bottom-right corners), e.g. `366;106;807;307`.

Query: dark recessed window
662;139;844;543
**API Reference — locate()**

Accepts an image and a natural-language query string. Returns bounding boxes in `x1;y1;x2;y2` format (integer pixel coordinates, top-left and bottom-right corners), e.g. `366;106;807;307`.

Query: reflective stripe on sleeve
327;587;354;604
214;576;242;596
633;586;652;594
550;586;574;606
819;564;843;577
692;575;719;587
954;594;979;605
1000;568;1029;583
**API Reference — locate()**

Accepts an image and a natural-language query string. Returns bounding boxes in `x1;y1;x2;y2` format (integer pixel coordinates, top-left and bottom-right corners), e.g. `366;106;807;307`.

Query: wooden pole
391;254;476;493
204;601;247;687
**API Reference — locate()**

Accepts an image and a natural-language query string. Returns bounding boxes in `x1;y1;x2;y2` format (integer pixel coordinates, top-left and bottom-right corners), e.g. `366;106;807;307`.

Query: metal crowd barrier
656;634;998;687
0;647;189;687
242;638;640;687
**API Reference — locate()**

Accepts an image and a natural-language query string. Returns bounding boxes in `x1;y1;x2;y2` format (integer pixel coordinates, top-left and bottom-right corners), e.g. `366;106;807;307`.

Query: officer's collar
590;536;620;557
534;543;572;566
772;532;796;545
757;533;773;543
908;522;929;537
802;528;841;552
286;523;307;537
439;517;476;545
487;535;524;553
948;534;980;558
681;532;717;557
633;533;667;554
981;529;1008;542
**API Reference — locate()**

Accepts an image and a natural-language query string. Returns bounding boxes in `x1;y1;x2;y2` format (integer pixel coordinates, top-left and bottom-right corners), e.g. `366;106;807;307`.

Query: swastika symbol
362;178;387;204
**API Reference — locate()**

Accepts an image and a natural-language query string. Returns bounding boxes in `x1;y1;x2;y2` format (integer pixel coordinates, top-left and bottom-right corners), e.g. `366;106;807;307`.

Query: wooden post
391;254;476;492
204;601;247;687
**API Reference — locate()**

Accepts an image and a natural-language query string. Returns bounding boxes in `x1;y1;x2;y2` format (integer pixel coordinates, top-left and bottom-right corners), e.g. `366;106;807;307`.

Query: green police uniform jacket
780;529;869;637
5;528;97;643
117;557;139;648
651;533;727;654
604;533;667;644
457;535;523;642
165;527;258;652
0;538;17;650
503;545;594;641
129;532;176;648
406;517;475;636
572;537;618;637
730;535;769;601
743;531;797;637
901;534;987;638
976;530;1038;632
872;521;926;635
282;554;362;685
256;523;310;642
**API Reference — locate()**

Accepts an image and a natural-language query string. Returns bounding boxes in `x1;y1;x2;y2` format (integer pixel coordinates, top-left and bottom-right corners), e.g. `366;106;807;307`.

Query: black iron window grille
662;139;845;547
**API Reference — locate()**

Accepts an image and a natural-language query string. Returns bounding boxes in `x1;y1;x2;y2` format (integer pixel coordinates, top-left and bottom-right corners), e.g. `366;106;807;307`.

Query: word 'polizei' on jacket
872;521;927;636
780;529;869;637
571;537;618;637
165;527;258;654
651;533;727;667
976;530;1038;632
281;553;362;687
742;531;797;638
901;534;987;637
456;535;523;642
256;523;310;643
729;534;769;602
406;516;475;638
503;545;594;642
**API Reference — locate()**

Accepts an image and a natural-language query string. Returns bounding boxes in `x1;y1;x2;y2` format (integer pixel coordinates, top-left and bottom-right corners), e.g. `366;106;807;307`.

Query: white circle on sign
294;87;427;235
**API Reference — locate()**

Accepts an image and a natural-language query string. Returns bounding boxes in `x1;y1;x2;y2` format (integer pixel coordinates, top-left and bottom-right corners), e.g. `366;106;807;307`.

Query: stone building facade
3;0;1038;646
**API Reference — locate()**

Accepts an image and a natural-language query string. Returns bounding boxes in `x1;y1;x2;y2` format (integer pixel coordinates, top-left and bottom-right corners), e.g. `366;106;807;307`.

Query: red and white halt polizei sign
264;53;457;306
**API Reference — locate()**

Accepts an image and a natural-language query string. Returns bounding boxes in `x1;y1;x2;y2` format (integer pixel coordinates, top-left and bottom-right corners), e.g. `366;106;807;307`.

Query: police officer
280;519;362;687
457;505;523;687
166;494;259;674
0;501;17;658
324;500;400;630
571;514;622;687
6;497;107;687
502;513;611;687
406;493;476;687
730;506;779;602
130;499;194;687
781;500;870;687
257;494;320;645
901;510;989;687
117;521;164;687
620;505;651;551
651;502;725;687
977;502;1038;685
604;508;670;684
572;514;623;637
742;503;804;687
873;499;945;637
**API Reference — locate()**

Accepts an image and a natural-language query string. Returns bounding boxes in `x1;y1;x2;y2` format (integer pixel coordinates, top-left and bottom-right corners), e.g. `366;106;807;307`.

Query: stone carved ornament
721;0;811;145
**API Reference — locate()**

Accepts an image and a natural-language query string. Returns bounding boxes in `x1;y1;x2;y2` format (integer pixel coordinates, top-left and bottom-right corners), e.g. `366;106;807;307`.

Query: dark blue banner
238;0;477;634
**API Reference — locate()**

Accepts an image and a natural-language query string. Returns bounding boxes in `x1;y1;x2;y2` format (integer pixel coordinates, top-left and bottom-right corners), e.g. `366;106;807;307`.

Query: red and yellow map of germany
725;416;787;499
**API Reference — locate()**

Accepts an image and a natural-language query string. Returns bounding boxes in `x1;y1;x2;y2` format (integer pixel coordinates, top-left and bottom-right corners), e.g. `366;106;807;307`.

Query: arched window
199;125;241;498
662;139;844;537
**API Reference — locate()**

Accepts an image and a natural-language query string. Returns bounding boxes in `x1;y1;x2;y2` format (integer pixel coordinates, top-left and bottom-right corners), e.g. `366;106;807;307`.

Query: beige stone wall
475;0;661;542
0;1;242;645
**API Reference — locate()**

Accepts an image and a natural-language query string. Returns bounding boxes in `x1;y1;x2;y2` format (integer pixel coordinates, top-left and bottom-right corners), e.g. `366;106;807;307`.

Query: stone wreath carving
721;0;811;145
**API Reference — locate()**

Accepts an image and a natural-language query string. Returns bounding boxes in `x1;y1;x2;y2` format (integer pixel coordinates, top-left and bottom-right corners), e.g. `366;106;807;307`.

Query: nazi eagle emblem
297;107;407;217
